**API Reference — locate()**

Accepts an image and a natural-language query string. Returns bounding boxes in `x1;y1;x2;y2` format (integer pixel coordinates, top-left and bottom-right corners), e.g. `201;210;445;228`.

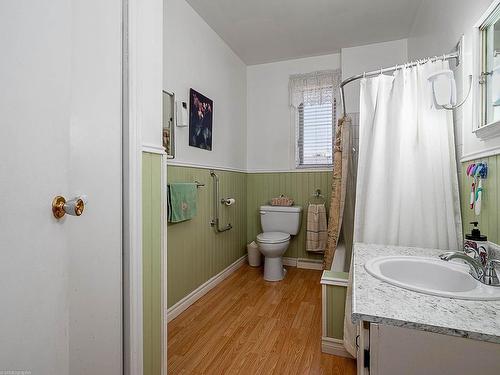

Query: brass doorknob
52;196;85;219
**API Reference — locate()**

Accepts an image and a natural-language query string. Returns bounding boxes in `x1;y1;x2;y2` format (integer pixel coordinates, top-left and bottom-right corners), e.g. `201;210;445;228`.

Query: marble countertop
352;243;500;344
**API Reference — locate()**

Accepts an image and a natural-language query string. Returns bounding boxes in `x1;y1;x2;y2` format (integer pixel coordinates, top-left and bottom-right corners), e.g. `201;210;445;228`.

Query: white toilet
256;205;302;281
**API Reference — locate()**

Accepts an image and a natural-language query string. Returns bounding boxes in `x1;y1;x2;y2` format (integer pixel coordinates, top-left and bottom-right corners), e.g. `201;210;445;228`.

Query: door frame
123;0;166;373
123;0;167;373
122;0;144;372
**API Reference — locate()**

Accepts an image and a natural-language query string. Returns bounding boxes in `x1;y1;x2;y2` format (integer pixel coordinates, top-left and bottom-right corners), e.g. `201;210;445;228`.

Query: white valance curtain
289;69;342;108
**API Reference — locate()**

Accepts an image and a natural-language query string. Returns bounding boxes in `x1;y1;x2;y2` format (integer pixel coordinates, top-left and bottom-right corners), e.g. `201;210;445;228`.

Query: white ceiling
185;0;422;65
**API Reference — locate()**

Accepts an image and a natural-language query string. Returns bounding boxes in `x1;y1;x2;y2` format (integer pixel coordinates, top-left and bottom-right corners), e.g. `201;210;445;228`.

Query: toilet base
263;257;286;281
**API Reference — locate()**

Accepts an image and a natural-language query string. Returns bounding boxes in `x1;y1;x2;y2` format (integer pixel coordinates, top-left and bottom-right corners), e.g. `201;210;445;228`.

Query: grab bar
209;170;232;233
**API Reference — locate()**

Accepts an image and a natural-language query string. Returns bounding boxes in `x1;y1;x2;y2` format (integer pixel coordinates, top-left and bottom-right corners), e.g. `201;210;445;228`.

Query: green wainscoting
167;165;248;308
142;152;162;375
246;171;332;260
461;155;500;244
326;285;347;339
321;270;348;340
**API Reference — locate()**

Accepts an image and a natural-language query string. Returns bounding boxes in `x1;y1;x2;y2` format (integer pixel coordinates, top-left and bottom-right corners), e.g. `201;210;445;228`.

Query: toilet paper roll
224;198;236;206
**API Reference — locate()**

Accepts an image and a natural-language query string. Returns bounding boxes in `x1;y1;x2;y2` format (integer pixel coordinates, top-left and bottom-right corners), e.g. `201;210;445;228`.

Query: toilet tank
260;205;302;235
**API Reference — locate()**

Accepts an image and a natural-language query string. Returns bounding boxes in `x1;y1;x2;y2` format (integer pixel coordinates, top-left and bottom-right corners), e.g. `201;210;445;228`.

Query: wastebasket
247;241;261;267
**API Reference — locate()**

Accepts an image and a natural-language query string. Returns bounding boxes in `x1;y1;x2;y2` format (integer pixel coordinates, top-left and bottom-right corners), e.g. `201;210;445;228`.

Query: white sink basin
364;256;500;300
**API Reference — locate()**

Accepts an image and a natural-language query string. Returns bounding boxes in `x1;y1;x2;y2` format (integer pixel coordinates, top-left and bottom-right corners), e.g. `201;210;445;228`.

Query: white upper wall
407;0;493;60
163;2;409;172
408;0;500;160
341;39;408;114
244;40;408;172
164;0;247;171
246;53;341;172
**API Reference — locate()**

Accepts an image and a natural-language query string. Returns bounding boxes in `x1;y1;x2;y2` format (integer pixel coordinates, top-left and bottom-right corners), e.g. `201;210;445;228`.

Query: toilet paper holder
221;198;235;206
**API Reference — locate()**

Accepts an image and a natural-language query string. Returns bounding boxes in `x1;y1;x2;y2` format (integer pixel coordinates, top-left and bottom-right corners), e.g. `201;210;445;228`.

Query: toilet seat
256;232;291;244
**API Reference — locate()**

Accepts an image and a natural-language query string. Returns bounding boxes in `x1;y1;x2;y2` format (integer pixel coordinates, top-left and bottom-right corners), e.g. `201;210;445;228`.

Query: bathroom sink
364;256;500;300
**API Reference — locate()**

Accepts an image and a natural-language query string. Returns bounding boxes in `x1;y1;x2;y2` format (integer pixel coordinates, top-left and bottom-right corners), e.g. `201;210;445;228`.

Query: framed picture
189;88;213;150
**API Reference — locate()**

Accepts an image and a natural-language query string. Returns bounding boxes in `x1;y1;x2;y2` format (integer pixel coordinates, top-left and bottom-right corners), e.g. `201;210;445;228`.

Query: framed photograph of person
189;88;213;150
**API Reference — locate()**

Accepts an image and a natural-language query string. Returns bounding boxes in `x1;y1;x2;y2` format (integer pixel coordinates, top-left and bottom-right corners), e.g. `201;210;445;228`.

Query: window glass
297;97;334;167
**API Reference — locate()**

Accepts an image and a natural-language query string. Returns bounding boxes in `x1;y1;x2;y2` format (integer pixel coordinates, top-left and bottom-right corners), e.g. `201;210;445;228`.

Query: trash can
247;241;261;267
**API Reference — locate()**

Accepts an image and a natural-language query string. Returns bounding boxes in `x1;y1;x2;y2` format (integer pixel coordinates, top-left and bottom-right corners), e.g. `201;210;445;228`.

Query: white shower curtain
344;60;463;357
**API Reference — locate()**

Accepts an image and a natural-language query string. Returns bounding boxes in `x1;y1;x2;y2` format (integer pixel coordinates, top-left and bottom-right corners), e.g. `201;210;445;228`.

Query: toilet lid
256;232;291;244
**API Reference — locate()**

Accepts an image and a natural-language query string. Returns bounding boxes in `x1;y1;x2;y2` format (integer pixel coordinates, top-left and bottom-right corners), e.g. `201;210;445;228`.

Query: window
478;3;500;128
289;70;340;168
297;97;335;166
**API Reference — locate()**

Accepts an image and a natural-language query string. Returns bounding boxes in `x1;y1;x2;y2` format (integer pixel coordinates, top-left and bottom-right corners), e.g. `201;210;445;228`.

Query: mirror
491;20;500;123
480;8;500;126
163;91;175;158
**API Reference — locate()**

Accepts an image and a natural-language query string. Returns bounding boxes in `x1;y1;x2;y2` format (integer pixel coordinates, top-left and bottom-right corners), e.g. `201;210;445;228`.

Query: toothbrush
475;179;483;216
470;180;475;209
468;163;475;209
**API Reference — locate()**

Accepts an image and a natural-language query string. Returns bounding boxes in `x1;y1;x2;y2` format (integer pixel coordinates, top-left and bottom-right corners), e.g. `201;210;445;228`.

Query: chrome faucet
439;251;500;286
484;259;500;286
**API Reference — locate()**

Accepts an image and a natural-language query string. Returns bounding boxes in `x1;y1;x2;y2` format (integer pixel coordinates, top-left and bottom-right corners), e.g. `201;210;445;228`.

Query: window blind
297;96;335;166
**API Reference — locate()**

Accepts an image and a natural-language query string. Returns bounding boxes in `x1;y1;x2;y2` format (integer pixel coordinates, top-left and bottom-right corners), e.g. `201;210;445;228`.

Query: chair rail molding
473;121;500;141
142;142;167;155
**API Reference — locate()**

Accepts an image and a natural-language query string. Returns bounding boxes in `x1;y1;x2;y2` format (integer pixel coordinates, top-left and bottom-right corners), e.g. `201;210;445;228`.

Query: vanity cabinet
358;322;500;375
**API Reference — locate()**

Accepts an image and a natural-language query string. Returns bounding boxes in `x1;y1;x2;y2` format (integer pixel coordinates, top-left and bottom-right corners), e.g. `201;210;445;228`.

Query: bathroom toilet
256;205;302;281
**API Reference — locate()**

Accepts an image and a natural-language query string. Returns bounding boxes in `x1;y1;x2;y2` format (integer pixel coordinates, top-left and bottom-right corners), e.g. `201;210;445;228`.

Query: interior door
0;1;122;374
67;0;123;374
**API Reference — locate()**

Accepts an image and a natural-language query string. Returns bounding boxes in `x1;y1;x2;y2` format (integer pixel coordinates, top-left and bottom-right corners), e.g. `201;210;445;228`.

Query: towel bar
194;180;205;188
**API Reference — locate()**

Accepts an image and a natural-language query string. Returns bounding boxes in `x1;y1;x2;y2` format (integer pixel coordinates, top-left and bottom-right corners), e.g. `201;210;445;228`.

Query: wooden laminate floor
167;264;357;374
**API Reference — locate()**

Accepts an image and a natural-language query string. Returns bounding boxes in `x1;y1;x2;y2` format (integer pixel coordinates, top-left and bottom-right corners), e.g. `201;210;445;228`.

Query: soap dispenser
464;221;488;265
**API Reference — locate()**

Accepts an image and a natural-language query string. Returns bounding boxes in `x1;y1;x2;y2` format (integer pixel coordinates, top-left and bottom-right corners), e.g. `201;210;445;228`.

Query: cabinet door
357;321;370;375
370;324;500;375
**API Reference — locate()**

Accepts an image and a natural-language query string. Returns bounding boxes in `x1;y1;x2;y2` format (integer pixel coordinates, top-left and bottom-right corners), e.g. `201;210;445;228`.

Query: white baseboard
282;257;297;267
297;258;324;270
321;337;354;358
283;257;323;270
166;255;247;323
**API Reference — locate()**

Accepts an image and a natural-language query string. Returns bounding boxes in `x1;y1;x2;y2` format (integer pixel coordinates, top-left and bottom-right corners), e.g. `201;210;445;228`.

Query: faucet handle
484;259;500;286
464;245;479;259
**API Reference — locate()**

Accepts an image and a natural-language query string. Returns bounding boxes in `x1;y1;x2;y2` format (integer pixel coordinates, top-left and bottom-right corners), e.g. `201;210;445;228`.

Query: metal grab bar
209;170;232;233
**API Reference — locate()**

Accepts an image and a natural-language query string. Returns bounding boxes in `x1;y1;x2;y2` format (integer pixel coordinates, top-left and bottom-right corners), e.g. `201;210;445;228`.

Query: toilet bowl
256;232;291;281
256;205;302;281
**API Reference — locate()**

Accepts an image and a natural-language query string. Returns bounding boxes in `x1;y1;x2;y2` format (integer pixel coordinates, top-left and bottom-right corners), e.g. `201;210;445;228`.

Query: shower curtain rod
339;49;461;118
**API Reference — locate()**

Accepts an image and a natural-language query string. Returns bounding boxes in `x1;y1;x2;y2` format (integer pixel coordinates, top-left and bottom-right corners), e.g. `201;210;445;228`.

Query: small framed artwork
189;88;213;151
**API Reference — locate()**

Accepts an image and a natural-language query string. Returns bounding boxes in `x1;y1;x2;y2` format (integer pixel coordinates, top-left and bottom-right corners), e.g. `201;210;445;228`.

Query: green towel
168;183;197;223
